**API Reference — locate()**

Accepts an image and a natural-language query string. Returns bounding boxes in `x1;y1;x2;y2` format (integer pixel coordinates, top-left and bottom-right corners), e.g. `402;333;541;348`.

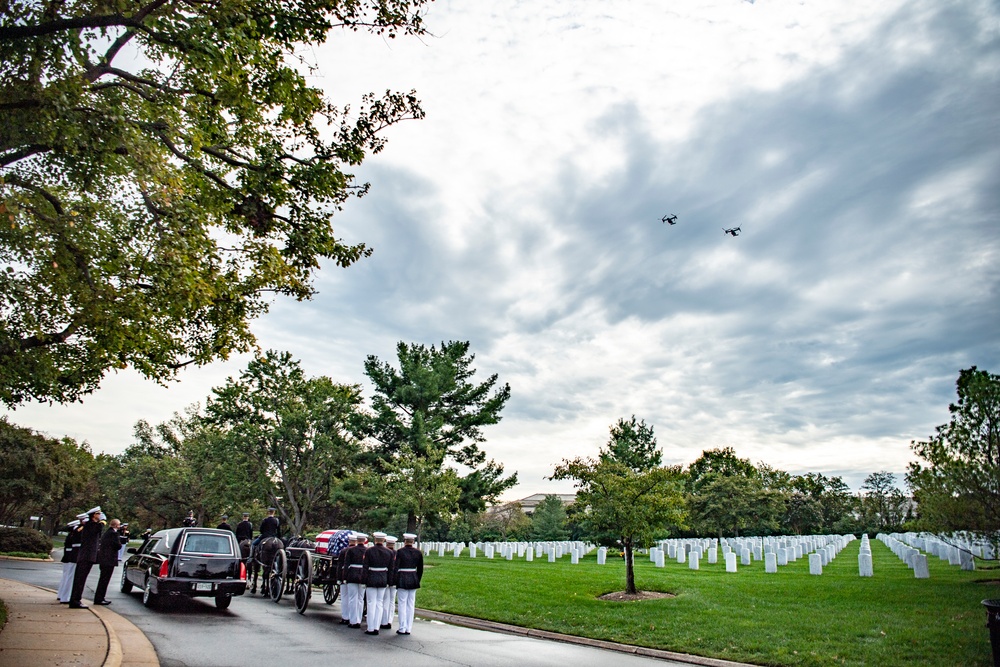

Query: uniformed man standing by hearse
392;533;423;635
217;515;233;533
362;532;394;635
68;507;104;609
343;532;367;628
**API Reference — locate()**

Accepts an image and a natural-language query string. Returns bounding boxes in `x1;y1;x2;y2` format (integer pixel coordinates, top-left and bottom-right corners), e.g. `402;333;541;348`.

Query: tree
482;502;531;542
791;472;855;533
0;417;59;525
552;457;686;595
687;474;784;537
859;471;906;533
205;350;365;535
0;0;430;406
112;408;225;529
600;416;661;472
364;340;515;532
907;367;1000;550
529;495;569;541
686;447;759;493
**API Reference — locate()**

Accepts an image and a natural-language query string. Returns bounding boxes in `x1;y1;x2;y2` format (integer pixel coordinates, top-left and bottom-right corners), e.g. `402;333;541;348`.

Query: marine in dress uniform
182;510;197;527
217;515;233;532
380;536;398;629
342;533;367;628
393;533;423;635
235;512;253;543
57;520;82;603
69;507;104;608
362;532;394;635
93;519;122;604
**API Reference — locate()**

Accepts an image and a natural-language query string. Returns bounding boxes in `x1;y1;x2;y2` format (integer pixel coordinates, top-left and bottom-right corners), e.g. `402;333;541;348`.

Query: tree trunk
624;539;637;595
406;511;417;534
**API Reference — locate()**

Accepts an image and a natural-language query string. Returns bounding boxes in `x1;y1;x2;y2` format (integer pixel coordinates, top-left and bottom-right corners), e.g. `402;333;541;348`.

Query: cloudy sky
5;0;999;499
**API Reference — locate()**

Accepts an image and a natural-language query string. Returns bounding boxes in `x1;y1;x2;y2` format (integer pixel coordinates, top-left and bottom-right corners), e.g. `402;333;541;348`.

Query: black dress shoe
380;623;391;630
364;630;379;635
96;600;112;605
68;603;88;609
396;630;410;635
348;623;361;629
339;619;350;625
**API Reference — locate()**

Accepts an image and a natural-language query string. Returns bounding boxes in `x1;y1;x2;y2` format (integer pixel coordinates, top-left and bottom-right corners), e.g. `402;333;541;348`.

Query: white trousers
381;586;396;625
365;587;385;632
57;562;76;602
345;583;364;624
396;588;416;633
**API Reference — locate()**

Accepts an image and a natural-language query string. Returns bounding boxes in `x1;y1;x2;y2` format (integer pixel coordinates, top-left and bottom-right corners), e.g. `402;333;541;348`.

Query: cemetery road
1;557;709;667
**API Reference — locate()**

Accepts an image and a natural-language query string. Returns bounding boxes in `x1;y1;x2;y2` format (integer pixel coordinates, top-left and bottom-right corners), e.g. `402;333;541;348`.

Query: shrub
0;527;53;555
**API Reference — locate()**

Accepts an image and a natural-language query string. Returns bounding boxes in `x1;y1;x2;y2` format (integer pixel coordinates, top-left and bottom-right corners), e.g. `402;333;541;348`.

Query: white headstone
655;549;665;567
526;546;534;562
764;552;777;573
858;552;873;577
740;548;751;566
809;552;822;575
707;546;718;564
960;550;975;571
469;544;477;558
725;551;737;573
913;553;930;579
597;547;607;565
677;548;686;564
689;552;700;570
548;549;555;563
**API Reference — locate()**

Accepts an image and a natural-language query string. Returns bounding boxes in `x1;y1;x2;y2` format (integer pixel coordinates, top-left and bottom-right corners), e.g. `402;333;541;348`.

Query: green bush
0;527;53;555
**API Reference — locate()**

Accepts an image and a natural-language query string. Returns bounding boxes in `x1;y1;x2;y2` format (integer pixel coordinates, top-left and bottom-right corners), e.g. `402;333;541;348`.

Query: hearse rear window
181;534;233;555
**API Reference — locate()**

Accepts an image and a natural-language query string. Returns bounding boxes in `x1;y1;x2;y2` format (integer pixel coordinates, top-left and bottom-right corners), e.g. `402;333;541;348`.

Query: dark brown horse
241;537;283;596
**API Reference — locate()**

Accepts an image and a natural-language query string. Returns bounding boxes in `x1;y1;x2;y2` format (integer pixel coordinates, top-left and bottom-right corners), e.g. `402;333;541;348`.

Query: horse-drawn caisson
241;529;353;614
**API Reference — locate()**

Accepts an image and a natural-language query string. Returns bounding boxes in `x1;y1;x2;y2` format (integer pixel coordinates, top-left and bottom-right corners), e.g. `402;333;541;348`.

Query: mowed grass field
419;538;990;666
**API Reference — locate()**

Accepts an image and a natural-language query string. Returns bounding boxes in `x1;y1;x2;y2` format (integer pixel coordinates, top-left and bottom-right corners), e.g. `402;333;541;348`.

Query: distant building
504;493;577;516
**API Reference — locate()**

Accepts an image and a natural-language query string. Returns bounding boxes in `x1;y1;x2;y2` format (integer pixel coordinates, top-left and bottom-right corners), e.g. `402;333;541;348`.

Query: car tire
120;567;133;594
215;594;232;610
142;577;157;608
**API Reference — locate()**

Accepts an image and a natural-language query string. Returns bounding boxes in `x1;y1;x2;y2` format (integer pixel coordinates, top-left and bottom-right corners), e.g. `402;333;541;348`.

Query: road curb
414;608;755;667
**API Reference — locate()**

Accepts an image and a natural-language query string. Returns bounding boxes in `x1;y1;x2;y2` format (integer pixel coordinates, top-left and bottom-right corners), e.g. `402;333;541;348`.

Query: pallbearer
69;507;104;609
217;515;233;532
362;532;393;635
343;532;366;628
393;533;423;635
380;536;398;629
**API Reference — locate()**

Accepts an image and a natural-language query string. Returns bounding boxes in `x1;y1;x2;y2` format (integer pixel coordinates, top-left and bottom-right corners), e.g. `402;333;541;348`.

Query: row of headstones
877;533;934;578
899;532;981;569
423;541;595;563
651;534;855;575
879;532;976;577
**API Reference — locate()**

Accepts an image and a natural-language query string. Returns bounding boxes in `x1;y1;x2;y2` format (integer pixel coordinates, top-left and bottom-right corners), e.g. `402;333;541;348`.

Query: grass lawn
419;538;990;666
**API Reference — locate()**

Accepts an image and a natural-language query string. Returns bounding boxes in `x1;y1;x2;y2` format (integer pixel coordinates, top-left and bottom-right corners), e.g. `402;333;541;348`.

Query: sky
4;0;999;500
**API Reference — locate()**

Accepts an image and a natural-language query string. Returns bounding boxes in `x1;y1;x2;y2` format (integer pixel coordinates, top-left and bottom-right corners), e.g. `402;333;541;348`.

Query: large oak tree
0;0;430;405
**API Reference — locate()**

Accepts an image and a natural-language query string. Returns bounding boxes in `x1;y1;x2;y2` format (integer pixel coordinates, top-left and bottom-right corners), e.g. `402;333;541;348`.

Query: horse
241;536;283;596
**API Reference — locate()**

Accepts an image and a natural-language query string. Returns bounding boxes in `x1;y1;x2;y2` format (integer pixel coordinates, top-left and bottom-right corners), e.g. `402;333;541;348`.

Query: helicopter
723;226;741;237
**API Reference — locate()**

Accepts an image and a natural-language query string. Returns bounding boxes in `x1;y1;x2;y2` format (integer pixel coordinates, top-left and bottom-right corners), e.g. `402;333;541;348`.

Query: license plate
195;583;213;591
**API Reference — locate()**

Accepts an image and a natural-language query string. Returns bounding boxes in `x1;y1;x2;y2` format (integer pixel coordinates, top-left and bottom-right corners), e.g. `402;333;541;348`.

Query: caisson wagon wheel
323;582;339;605
269;549;287;603
294;550;313;614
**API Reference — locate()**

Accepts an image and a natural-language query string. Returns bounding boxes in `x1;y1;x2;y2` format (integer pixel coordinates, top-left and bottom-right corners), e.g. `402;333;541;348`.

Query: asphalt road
1;557;696;667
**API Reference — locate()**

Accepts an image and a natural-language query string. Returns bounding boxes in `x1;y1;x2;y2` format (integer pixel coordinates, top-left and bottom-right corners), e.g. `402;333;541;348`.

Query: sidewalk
0;577;158;667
